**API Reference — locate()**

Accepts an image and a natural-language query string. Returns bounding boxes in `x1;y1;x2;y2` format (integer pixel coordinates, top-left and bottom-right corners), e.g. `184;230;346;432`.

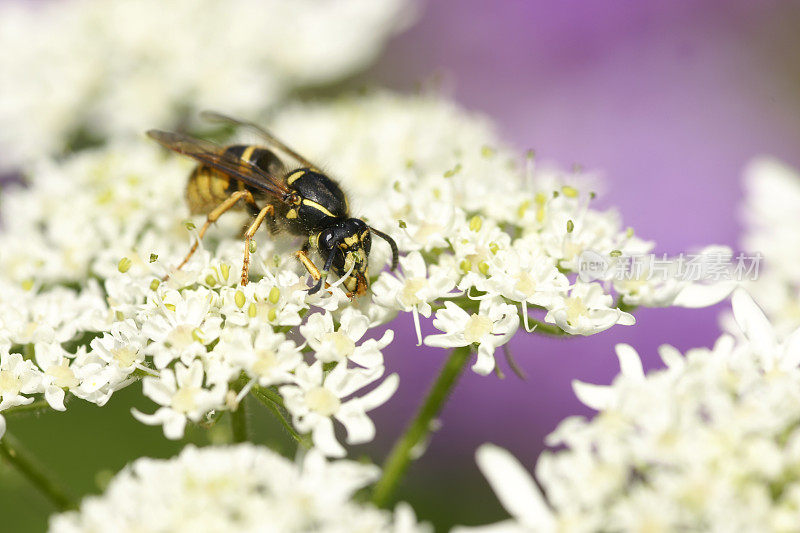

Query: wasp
147;111;398;298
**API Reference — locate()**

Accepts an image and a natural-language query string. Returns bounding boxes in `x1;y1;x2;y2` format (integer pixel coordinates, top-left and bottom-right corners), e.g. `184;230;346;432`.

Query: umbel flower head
48;444;429;533
0;91;729;459
461;290;800;532
0;0;412;169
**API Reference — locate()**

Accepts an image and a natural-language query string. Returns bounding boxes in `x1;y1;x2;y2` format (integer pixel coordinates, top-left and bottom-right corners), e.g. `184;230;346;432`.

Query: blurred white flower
0;0;413;169
48;444;430;533
738;157;800;337
463;290;800;532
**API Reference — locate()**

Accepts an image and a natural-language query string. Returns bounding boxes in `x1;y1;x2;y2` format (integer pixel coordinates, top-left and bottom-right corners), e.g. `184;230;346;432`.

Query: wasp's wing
147;129;292;200
200;111;318;169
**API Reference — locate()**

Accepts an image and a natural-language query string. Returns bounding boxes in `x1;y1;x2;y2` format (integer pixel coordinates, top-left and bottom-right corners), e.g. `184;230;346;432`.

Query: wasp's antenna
370;226;398;270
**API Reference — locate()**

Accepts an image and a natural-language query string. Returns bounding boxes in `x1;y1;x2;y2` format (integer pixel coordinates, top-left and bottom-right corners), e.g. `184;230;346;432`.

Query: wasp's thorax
315;218;372;296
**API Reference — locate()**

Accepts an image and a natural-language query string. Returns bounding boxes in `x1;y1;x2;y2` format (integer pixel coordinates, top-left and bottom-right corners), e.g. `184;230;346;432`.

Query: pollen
252;349;278;377
464;314;493;344
321;331;356;359
399;278;426;307
47;363;78;389
0;370;22;396
564;296;589;325
171;386;200;413
305;386;340;416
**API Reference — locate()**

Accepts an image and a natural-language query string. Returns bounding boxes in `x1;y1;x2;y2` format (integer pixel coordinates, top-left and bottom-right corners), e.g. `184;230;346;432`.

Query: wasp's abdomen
185;144;284;215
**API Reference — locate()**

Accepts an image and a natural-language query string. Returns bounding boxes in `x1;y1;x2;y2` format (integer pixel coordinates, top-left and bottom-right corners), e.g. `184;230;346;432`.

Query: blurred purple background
360;0;800;523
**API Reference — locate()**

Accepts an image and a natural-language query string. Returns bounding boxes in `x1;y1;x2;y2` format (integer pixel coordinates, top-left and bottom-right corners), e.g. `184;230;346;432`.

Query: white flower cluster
0;0;411;169
49;444;429;533
463;290;800;532
740;157;800;338
0;92;726;456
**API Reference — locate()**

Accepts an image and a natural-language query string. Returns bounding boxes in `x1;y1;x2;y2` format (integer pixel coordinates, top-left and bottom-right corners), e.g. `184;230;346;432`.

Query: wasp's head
317;218;372;297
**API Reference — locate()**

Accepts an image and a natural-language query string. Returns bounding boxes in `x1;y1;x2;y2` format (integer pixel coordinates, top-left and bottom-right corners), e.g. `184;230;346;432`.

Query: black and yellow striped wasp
147;111;398;298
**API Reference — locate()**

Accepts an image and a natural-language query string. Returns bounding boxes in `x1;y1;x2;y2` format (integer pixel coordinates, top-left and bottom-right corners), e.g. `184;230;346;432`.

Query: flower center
171;387;200;413
464;314;493;344
47;363;78;388
563;241;583;261
304;386;340;416
413;223;443;243
565;296;589;324
167;325;196;350
399;278;427;307
112;346;139;367
0;370;21;396
252;349;278;377
321;332;355;360
514;272;537;297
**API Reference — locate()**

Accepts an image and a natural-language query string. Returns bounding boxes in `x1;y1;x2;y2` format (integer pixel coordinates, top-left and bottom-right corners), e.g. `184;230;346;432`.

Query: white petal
615;344;644;380
572;380;613;410
359;373;399;411
336;403;376;444
44;385;66;411
673;281;735;308
0;414;5;440
732;289;776;355
311;417;345;458
658;344;685;370
475;444;555;530
780;327;800;370
162;411;188;440
451;519;529;533
472;345;496;376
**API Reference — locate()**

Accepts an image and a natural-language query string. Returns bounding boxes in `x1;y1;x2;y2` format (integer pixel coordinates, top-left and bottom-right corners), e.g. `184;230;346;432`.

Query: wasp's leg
169;190;256;279
294;248;321;282
241;204;275;286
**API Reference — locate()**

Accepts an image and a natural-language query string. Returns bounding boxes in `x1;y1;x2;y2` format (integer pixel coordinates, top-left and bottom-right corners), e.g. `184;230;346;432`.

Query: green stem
372;346;472;507
250;386;310;448
523;317;567;337
0;432;76;511
3;399;50;416
230;397;249;443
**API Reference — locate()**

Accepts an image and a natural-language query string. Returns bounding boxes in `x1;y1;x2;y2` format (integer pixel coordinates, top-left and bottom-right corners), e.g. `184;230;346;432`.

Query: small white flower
132;361;226;439
213;327;301;387
301;308;393;368
143;288;222;369
0;350;41;411
33;343;79;411
280;361;399;457
89;319;148;383
425;298;520;375
372;251;459;344
545;281;634;335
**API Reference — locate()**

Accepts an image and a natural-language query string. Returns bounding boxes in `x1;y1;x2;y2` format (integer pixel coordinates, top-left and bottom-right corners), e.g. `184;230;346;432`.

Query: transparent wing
147;129;292;201
200;111;318;169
